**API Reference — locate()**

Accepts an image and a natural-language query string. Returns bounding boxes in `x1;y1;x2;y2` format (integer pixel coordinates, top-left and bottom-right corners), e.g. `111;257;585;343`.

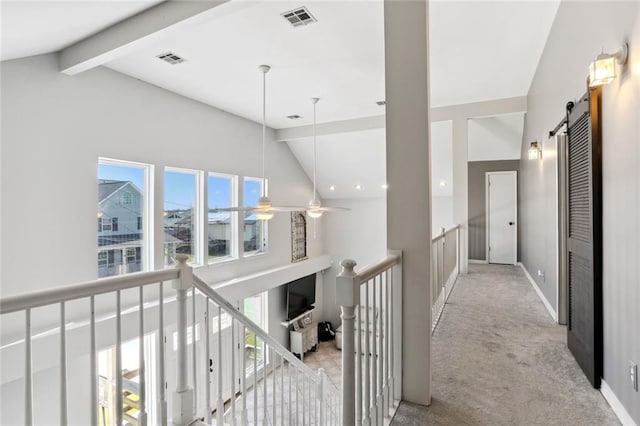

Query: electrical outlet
630;362;638;392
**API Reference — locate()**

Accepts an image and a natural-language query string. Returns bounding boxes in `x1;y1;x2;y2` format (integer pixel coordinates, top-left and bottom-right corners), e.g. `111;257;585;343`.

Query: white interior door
487;171;517;264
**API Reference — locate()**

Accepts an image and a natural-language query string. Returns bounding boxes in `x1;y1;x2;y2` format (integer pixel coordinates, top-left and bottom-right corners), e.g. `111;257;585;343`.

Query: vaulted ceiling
1;0;560;199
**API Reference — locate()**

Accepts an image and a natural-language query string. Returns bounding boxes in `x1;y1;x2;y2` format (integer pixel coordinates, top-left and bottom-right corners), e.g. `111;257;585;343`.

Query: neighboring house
97;180;144;278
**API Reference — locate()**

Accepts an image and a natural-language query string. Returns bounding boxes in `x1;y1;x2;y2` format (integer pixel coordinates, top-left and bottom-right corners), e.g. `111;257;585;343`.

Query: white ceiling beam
277;96;527;141
59;0;232;75
275;115;385;141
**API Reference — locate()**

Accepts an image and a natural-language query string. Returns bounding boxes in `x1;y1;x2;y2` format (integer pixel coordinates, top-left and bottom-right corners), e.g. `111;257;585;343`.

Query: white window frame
242;176;268;257
164;167;204;266
207;172;238;264
98;157;154;275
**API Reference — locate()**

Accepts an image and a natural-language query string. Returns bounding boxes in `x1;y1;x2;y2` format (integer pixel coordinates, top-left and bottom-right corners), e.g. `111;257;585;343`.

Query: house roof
98;180;128;203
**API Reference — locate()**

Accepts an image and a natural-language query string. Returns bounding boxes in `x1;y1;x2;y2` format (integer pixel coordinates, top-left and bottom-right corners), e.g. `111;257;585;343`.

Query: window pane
164;170;197;266
243;178;266;254
208;174;233;262
98;162;146;278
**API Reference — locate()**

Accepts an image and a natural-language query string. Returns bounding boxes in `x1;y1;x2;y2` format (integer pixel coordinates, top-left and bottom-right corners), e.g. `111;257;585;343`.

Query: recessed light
355;184;362;190
329;185;335;191
381;184;389;189
439;180;447;187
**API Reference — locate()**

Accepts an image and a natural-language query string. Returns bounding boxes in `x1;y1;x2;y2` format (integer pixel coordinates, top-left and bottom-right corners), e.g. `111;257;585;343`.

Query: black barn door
565;88;603;388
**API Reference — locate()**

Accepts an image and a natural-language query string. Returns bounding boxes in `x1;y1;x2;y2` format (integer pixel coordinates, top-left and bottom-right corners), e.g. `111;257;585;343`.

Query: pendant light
210;65;305;219
254;65;275;220
306;97;348;218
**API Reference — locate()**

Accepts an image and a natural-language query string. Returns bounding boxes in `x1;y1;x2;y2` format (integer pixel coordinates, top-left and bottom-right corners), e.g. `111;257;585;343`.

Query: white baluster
378;274;384;422
280;355;284;426
116;290;123;426
318;369;325;426
231;318;237;426
60;302;68;426
336;259;359;426
288;361;293;426
356;288;362;425
217;305;224;425
253;333;258;426
371;277;377;425
158;282;167;426
272;349;276;426
296;369;300;425
241;324;247;426
205;299;211;424
263;341;267;425
364;279;371;425
25;309;33;426
192;287;197;415
139;286;147;426
90;296;98;426
383;272;390;418
389;266;395;411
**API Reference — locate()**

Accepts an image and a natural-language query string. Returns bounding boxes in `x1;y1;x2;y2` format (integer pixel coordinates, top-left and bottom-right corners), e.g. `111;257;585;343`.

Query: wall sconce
589;43;629;87
528;141;541;160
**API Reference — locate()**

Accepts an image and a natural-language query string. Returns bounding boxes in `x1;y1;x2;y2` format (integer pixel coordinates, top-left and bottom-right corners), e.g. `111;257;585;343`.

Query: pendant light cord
312;100;317;201
262;69;266;197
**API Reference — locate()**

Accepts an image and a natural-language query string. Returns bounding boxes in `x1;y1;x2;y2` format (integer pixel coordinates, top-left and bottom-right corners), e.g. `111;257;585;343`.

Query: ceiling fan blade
270;205;308;212
318;206;350;212
208;206;255;213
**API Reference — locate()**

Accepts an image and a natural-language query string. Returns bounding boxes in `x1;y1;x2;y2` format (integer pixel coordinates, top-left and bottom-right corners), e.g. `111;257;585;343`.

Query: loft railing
431;225;460;332
336;251;402;426
0;256;340;425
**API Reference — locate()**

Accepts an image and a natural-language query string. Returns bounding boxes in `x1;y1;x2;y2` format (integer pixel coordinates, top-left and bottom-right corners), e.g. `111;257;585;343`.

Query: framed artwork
291;211;307;262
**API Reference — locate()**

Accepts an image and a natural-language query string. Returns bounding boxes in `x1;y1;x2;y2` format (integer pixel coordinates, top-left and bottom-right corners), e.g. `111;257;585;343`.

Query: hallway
391;264;619;425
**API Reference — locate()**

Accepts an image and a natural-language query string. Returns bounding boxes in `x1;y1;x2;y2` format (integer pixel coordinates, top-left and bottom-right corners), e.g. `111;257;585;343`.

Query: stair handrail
0;269;179;314
192;274;321;382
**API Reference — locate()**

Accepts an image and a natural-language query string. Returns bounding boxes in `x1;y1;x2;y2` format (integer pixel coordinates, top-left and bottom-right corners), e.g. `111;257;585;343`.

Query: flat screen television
286;273;316;320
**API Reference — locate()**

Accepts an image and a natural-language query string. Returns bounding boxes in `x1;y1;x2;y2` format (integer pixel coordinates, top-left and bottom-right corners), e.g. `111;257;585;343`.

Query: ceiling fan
211;65;305;220
306;97;348;218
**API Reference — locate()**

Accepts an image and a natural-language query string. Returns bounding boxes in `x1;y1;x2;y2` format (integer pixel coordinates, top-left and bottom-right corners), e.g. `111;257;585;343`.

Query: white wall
468;113;524;162
432;196;454;237
321;198;387;327
520;2;640;422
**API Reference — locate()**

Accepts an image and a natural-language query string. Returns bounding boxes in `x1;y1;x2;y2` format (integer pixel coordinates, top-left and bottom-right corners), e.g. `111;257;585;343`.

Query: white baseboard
600;379;638;426
518;262;557;322
469;259;488;264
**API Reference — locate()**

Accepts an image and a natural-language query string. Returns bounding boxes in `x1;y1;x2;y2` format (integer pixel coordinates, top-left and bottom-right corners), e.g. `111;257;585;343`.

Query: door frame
556;132;568;325
485;170;518;265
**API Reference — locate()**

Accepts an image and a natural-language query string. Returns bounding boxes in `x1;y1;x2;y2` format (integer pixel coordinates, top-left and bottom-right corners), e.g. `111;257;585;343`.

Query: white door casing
486;171;517;265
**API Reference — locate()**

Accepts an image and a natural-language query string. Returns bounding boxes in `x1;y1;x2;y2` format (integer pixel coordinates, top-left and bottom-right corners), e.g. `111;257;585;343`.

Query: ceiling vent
376;100;386;106
281;7;317;28
287;115;302;120
157;52;186;65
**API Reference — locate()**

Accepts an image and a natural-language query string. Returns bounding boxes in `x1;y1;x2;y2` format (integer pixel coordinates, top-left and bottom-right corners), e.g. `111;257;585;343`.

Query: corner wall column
384;0;432;405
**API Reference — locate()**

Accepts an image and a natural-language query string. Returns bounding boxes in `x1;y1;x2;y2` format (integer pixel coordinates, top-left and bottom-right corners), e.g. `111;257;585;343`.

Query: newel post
337;259;359;426
172;255;194;426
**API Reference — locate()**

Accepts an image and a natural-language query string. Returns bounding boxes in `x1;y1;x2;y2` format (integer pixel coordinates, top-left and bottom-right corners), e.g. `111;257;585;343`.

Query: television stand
280;309;317;362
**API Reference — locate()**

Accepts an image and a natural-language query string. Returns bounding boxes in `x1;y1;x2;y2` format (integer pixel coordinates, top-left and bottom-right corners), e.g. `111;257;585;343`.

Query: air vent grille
376;100;386;106
287;115;302;120
282;7;317;27
157;52;186;65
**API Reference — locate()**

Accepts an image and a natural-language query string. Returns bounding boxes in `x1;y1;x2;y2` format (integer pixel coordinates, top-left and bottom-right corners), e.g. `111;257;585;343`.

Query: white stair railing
431;225;460;332
0;255;341;426
336;251;402;426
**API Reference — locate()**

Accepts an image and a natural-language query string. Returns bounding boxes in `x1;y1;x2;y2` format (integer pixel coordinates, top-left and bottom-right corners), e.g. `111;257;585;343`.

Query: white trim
486;171;518;265
600;379;638;426
518;262;557;322
469;259;488;264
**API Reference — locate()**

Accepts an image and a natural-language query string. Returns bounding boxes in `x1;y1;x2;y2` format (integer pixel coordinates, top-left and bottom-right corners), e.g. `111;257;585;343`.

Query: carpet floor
390;264;619;425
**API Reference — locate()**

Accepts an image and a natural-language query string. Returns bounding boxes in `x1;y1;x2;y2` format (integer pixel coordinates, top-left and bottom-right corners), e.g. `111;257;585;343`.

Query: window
208;173;237;263
164;168;201;266
122;192;133;204
98;158;152;279
243;177;267;255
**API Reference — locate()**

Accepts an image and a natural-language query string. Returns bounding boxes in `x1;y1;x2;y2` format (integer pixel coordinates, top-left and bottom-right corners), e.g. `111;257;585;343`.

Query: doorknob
509;221;515;226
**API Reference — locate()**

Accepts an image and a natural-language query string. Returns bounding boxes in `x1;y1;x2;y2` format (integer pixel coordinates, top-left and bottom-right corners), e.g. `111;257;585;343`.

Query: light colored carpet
391;264;619;425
